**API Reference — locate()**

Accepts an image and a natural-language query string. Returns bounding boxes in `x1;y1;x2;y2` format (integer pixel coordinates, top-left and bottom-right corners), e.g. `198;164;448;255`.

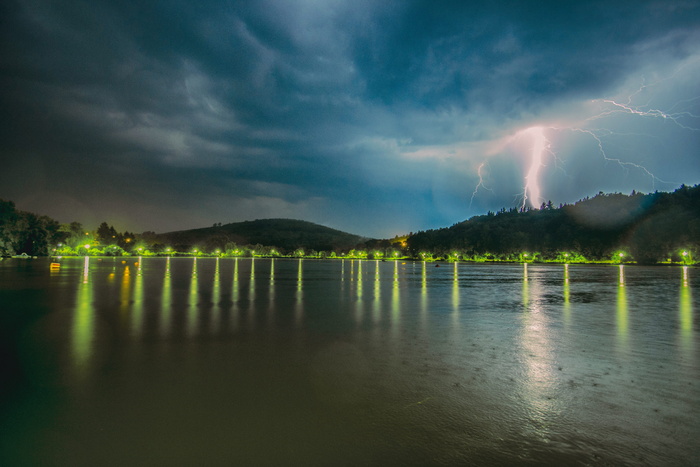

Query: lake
0;257;698;466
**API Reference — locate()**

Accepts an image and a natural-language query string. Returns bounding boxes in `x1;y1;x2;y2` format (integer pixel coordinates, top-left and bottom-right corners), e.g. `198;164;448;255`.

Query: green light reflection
452;262;460;311
249;258;256;304
295;259;303;326
355;260;364;324
212;257;221;332
131;257;144;338
187;258;198;337
357;259;363;299
616;265;628;350
391;260;400;326
72;256;94;378
120;264;132;330
231;258;240;331
232;258;239;304
373;260;381;322
421;261;428;325
679;266;694;357
161;257;172;337
268;258;276;319
563;264;571;325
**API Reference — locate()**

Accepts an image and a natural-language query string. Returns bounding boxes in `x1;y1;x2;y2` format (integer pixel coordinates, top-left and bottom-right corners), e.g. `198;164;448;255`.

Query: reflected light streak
161;257;172;337
212;257;221;332
452;262;460;309
231;258;240;331
120;265;132;330
373;260;381;322
356;260;364;324
563;264;571;325
132;257;144;338
391;261;400;328
268;258;276;316
213;257;221;308
519;264;559;432
679;266;694;357
421;261;428;324
232;258;239;304
522;263;529;309
249;258;256;303
616;265;628;350
247;258;256;330
186;258;198;337
72;256;94;378
266;258;275;328
452;262;460;331
618;264;625;287
295;259;304;326
357;260;363;296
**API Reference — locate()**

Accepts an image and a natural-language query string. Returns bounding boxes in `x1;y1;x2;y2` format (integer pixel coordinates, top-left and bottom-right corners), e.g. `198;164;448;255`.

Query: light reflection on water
617;265;629;351
562;264;570;325
71;256;93;378
160;257;171;337
680;266;694;359
1;258;698;466
518;262;560;444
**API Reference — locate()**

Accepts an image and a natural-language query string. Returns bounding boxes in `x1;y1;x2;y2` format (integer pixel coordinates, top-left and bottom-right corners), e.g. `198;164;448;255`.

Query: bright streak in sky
468;75;700;213
520;126;548;210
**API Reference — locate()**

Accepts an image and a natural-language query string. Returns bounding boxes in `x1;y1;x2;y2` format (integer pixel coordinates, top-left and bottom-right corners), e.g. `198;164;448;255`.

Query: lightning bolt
469;162;492;207
589;72;700;131
591;98;700;132
568;127;669;189
470;74;699;210
520;126;548;210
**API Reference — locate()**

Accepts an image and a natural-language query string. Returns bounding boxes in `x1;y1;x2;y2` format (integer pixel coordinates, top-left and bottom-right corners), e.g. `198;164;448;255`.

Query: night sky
1;1;699;238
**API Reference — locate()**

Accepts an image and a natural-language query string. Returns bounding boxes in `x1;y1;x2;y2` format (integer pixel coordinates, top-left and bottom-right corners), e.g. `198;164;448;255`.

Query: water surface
1;258;698;466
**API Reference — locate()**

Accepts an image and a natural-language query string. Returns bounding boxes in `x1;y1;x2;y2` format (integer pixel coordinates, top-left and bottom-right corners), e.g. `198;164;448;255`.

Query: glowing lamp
84;244;91;249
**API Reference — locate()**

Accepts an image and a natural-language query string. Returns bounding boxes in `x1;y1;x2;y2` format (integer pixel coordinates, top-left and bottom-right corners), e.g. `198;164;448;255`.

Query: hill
146;218;367;254
406;185;700;264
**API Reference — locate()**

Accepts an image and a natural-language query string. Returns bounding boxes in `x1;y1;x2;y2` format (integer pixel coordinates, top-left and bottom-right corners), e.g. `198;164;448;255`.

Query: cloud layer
2;0;699;237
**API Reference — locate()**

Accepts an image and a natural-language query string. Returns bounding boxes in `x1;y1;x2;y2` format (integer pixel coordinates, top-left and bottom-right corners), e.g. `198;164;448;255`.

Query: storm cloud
1;0;699;237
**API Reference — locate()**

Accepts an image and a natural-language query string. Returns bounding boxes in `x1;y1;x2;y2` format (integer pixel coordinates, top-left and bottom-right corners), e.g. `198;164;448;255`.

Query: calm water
0;257;698;466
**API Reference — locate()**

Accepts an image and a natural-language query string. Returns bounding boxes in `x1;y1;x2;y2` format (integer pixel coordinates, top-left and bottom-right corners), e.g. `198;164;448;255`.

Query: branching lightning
469;74;700;211
469;162;492;207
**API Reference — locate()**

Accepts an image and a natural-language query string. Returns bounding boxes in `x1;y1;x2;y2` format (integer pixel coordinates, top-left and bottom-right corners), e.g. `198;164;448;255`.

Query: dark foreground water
0;257;698;466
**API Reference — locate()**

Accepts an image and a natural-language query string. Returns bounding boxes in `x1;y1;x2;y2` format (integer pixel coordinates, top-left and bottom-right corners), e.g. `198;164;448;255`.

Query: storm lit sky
1;1;699;238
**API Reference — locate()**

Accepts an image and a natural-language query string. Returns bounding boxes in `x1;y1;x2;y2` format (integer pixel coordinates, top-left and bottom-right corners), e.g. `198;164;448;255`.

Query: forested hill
147;218;366;253
407;185;700;264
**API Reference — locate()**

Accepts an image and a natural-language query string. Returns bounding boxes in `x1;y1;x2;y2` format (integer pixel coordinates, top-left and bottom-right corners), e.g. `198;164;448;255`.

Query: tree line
2;184;698;263
406;184;700;264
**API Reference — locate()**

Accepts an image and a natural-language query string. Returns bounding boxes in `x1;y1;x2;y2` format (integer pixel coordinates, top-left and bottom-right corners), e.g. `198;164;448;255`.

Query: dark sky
2;1;699;238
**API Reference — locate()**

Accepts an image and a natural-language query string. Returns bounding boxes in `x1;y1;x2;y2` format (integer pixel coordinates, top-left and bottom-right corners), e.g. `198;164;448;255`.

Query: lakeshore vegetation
1;184;698;264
